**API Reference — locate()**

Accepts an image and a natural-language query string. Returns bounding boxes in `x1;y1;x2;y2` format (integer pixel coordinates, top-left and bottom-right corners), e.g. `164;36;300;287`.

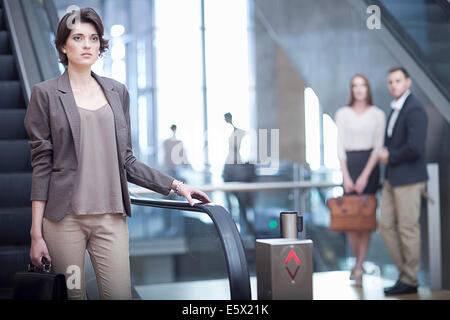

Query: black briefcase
13;257;68;300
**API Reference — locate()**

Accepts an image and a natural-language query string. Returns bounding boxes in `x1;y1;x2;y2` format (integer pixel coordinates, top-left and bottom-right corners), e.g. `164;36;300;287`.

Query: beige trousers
43;213;132;300
379;180;426;287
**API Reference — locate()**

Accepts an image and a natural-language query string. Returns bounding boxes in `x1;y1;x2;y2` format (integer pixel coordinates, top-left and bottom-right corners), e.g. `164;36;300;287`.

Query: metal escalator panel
371;0;450;100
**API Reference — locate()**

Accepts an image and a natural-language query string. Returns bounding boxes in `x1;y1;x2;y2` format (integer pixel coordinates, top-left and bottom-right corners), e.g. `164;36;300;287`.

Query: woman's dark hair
347;73;373;107
54;7;109;66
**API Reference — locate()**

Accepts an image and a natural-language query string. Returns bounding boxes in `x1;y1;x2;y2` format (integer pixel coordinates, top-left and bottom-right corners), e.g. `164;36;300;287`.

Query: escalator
0;0;31;299
0;0;61;299
376;0;450;94
363;0;450;120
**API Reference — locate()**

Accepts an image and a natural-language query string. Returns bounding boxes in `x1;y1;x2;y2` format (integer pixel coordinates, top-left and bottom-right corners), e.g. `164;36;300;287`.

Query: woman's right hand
343;175;355;194
30;236;51;269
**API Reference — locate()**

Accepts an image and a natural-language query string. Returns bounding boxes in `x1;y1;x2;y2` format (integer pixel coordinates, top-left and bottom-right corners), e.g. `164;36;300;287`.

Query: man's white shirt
387;90;410;138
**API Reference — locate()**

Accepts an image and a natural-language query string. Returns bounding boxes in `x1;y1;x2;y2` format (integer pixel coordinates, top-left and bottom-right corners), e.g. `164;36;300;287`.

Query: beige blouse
335;106;386;161
68;103;125;216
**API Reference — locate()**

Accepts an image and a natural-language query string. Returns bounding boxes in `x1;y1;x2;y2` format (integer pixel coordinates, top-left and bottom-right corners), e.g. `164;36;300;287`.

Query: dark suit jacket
24;69;175;222
384;93;428;186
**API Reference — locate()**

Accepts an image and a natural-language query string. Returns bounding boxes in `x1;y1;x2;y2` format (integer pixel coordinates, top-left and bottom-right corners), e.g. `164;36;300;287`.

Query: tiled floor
135;271;450;300
312;271;450;300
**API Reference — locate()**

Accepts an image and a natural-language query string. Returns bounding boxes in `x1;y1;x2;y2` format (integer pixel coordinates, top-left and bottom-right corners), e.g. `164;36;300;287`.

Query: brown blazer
24;69;175;222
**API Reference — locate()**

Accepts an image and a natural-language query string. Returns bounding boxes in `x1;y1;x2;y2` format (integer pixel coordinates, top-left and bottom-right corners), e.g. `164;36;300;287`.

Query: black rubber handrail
130;195;252;300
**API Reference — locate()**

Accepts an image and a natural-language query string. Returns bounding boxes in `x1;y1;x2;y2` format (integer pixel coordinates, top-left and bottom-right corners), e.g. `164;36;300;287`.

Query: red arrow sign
285;249;301;280
285;266;300;280
285;249;300;265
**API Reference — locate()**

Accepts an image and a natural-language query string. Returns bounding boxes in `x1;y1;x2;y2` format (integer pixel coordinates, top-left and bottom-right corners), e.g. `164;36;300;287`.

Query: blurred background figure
163;124;191;182
222;112;256;235
223;112;246;165
335;74;386;286
379;67;428;296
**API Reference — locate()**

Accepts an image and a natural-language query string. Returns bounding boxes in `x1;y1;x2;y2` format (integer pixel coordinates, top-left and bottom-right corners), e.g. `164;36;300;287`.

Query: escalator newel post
255;211;313;300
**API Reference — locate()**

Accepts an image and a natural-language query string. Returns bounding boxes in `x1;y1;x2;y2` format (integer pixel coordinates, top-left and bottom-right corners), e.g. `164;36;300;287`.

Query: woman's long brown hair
347;74;373;107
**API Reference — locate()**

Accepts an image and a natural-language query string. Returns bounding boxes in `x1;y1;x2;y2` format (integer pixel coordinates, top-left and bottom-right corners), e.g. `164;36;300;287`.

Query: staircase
0;1;33;299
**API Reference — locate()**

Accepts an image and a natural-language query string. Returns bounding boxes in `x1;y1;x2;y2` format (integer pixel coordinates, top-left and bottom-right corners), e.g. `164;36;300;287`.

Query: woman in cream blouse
335;74;386;286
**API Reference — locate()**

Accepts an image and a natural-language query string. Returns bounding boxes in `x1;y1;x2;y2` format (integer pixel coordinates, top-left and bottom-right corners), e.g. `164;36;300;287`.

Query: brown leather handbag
327;194;377;232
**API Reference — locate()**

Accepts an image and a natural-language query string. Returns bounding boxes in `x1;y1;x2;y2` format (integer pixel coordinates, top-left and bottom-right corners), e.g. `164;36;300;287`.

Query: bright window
154;0;204;171
204;0;252;180
304;87;321;170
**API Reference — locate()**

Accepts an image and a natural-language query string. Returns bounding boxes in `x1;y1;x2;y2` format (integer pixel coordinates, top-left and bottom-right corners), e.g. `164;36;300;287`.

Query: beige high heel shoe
350;267;356;280
353;268;364;287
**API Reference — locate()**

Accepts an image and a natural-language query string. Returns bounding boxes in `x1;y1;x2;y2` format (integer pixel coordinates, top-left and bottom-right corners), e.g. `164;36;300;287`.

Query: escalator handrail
129;195;252;300
2;0;36;100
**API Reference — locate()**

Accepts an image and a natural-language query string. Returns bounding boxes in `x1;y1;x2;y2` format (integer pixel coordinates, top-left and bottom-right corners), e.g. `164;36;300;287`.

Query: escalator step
0;206;31;246
0;140;31;172
0;246;30;289
0;109;27;139
0;173;32;207
0;30;11;54
0;81;24;109
0;55;18;80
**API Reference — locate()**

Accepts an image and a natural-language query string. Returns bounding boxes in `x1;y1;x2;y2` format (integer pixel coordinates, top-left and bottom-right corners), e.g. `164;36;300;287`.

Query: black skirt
345;149;380;195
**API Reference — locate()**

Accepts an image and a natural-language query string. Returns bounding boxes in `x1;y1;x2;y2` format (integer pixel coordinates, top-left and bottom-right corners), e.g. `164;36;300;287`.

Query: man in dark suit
378;67;428;295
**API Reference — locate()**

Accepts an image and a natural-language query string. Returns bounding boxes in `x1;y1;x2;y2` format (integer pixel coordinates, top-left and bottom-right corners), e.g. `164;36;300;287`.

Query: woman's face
62;22;100;67
351;76;369;103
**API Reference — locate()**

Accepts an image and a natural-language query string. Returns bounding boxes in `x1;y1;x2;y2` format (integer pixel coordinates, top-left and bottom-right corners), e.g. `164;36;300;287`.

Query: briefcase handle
334;195;372;207
28;257;52;273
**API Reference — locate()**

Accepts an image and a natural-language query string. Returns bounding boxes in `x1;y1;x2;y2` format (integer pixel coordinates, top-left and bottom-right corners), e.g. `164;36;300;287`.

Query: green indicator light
269;220;278;229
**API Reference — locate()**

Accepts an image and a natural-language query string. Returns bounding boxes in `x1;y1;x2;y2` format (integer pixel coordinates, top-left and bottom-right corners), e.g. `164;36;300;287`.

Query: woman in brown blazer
24;8;211;300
